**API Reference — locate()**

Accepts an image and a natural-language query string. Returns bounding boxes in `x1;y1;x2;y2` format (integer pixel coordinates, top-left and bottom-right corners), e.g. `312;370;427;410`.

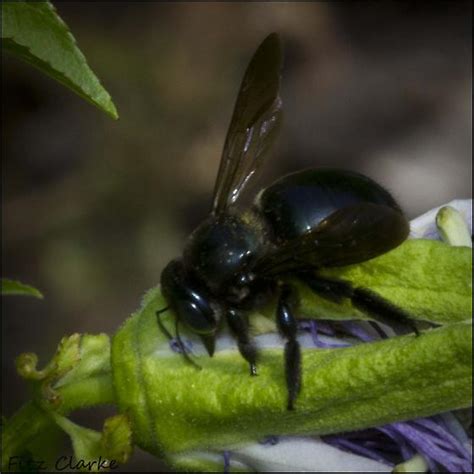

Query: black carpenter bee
157;33;417;410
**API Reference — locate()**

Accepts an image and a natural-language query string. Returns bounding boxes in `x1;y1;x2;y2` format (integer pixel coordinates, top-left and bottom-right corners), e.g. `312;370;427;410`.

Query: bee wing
212;33;283;215
256;203;409;276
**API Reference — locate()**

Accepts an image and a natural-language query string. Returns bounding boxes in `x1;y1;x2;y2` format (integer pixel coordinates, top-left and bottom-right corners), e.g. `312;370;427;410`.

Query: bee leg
156;309;202;369
226;308;258;376
298;272;420;336
351;287;420;336
276;284;301;411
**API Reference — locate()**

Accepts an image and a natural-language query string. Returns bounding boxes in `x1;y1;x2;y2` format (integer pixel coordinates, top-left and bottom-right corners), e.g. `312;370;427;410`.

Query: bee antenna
156;307;173;340
155;308;202;370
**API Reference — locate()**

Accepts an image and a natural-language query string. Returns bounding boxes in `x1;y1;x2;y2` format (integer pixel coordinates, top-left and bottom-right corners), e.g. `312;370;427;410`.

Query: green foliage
2;334;116;471
101;414;133;465
52;413;132;470
1;1;118;119
52;415;103;468
1;278;43;298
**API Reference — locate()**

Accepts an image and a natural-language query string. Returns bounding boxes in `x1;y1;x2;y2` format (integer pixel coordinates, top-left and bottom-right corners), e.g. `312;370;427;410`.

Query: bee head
160;259;219;356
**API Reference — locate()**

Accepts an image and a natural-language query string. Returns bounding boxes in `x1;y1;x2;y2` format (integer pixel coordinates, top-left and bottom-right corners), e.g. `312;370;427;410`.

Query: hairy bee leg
276;284;301;411
298;272;420;336
226;308;258;376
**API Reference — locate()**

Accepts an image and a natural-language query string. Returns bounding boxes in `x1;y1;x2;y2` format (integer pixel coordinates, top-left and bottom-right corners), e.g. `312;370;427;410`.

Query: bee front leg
276;284;301;411
156;309;202;370
226;308;258;376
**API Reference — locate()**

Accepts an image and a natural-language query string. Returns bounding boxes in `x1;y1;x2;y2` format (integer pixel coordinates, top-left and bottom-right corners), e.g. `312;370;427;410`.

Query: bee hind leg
297;272;420;336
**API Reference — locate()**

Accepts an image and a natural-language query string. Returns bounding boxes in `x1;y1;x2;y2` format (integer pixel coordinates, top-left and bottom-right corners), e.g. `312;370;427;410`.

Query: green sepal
295;239;472;324
54;333;114;413
101;414;133;465
15;333;113;411
52;413;133;472
16;334;81;407
52;414;103;471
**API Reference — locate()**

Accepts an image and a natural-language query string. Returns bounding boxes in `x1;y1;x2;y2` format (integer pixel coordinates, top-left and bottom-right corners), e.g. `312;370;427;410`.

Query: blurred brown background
2;1;472;471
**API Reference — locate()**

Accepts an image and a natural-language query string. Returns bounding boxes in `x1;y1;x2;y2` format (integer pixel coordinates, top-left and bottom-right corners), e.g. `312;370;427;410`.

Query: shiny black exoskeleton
158;33;417;410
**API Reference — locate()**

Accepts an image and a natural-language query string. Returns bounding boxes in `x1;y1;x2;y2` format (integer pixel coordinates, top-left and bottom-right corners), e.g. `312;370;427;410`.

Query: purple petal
309;320;350;348
340;321;375;342
313;320;337;336
362;440;400;453
298;320;312;331
438;412;472;446
223;450;231;473
411;417;473;462
169;338;193;354
323;436;394;466
391;422;467;472
377;426;416;461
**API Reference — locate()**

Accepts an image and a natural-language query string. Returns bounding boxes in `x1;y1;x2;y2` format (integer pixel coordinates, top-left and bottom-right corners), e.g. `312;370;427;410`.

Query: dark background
2;2;472;471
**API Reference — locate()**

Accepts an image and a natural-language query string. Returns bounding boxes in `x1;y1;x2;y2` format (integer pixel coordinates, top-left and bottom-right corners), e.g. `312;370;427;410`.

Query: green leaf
111;287;472;462
1;278;43;298
1;1;118;119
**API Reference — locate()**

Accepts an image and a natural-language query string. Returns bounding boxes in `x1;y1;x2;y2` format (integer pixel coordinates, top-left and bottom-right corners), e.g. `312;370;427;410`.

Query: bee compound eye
176;299;217;335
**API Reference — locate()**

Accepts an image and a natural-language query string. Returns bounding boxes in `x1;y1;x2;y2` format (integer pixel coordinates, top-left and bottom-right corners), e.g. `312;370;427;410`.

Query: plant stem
2;401;55;469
